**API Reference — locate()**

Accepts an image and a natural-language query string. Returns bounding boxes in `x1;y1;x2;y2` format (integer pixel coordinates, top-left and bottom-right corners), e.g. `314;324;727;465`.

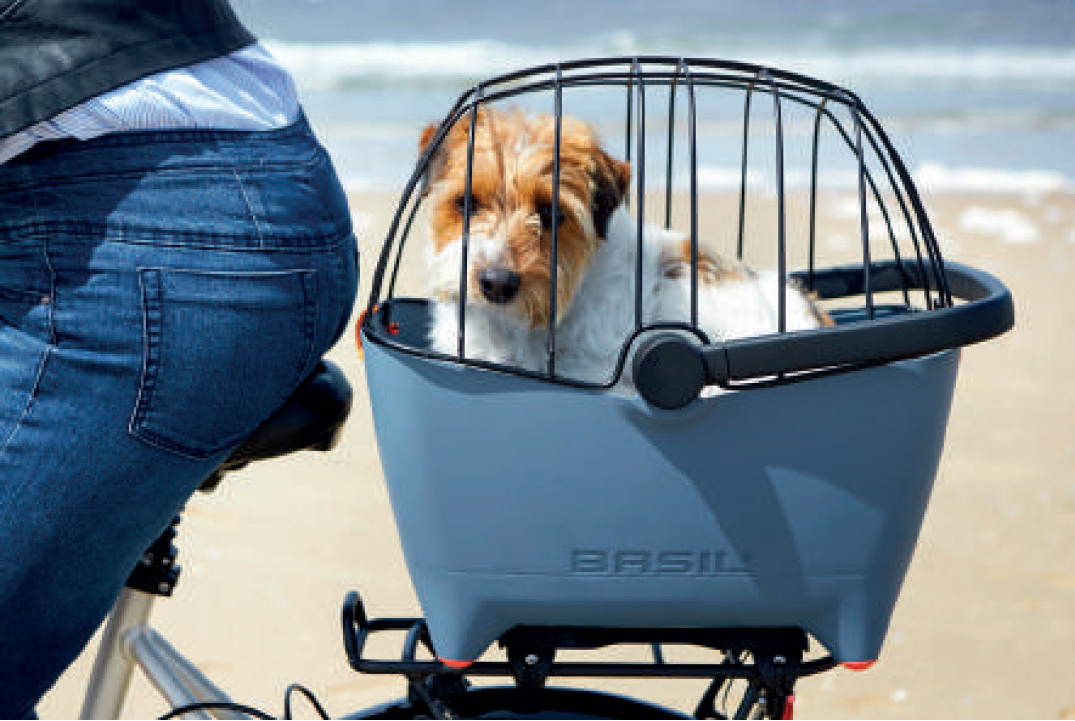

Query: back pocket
130;267;317;459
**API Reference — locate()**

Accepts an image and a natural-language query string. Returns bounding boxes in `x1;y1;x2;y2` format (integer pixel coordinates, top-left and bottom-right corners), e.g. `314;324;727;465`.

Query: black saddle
198;360;353;492
127;361;353;595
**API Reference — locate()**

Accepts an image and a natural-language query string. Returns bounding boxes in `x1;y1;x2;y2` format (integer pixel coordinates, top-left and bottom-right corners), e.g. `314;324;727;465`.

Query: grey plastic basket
360;57;1013;665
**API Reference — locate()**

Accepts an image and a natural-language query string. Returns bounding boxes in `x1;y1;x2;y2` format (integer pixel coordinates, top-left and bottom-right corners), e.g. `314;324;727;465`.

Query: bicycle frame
80;587;243;720
79;514;246;721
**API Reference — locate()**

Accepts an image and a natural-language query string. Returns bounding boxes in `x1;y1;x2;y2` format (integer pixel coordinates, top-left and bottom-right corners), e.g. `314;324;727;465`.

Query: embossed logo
570;548;753;576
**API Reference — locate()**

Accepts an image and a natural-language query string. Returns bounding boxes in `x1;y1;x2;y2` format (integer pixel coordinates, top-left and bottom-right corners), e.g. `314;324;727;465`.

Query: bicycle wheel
349;686;688;719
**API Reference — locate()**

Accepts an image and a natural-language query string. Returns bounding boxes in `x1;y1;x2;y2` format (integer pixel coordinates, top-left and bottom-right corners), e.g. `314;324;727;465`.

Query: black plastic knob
632;334;707;410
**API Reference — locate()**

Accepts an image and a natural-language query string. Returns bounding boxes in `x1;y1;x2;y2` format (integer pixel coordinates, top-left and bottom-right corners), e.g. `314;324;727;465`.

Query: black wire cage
356;56;1014;694
364;56;1013;406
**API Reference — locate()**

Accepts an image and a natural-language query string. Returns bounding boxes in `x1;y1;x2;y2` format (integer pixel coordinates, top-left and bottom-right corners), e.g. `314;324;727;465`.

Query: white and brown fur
420;107;830;387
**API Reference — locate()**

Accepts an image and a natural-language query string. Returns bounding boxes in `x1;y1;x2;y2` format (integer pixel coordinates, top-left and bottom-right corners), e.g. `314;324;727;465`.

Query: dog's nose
478;267;521;304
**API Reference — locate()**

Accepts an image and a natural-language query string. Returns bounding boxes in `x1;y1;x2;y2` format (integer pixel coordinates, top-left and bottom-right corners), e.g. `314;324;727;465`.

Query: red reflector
842;660;876;671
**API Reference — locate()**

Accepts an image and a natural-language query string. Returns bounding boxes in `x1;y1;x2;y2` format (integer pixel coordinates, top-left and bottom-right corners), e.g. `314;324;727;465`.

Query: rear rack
342;591;837;718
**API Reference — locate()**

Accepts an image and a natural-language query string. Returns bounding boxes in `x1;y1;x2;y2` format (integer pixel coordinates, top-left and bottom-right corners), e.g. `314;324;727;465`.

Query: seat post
81;517;183;718
79;589;156;719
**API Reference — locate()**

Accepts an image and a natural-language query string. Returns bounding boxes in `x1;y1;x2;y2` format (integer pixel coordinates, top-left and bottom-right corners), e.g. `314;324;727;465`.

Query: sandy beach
38;186;1073;720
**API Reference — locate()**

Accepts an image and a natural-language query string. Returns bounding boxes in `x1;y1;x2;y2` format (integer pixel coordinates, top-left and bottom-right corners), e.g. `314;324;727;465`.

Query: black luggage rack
342;592;837;719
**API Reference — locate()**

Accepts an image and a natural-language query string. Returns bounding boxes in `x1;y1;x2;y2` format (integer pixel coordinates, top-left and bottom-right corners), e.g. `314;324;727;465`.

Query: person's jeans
0;116;358;717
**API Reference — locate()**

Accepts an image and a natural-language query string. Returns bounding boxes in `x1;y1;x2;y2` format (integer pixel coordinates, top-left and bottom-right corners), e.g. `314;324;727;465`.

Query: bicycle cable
156;683;331;720
284;683;331;720
158;700;276;720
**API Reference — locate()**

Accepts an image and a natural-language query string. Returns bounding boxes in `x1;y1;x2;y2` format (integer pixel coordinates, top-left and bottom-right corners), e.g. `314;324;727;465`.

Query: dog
419;107;830;388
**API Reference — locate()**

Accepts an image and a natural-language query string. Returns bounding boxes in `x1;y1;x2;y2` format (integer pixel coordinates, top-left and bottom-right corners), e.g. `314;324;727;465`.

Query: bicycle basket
359;57;1013;665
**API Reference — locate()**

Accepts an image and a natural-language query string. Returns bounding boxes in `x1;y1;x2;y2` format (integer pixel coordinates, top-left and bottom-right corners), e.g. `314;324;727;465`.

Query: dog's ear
418;122;446;196
418;108;490;196
591;148;632;238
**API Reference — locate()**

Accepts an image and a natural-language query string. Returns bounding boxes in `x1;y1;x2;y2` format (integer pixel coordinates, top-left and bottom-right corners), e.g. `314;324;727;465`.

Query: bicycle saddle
198;360;353;492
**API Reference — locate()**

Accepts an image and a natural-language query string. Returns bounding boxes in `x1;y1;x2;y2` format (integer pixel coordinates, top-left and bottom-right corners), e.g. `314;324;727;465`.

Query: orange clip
355;306;398;361
355;309;368;359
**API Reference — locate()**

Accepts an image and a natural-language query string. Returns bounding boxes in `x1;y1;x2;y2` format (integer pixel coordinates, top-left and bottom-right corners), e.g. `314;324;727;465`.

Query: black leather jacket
0;0;255;139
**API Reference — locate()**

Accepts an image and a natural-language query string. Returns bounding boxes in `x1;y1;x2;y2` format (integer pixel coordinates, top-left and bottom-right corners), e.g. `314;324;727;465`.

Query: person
0;1;358;716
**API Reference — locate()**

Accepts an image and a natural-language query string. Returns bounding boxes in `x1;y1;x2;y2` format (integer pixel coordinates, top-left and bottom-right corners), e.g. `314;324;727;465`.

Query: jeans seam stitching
0;347;53;457
128;268;162;448
231;168;267;248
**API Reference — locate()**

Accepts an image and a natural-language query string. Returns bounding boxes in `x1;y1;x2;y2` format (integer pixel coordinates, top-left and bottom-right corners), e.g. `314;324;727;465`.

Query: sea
229;0;1075;195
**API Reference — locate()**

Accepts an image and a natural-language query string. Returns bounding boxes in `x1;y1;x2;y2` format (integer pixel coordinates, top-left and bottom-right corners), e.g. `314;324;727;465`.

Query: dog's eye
537;203;566;230
454;194;480;217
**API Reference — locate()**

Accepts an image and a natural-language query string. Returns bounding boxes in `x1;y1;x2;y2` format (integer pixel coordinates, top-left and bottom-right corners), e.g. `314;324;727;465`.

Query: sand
38;187;1074;720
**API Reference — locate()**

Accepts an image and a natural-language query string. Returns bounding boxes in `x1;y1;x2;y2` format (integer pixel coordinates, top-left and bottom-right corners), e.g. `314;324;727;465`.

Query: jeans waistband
0;114;354;251
0;114;320;184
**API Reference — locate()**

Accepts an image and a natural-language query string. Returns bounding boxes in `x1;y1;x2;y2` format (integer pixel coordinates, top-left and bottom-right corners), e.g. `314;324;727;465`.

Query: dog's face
421;108;631;329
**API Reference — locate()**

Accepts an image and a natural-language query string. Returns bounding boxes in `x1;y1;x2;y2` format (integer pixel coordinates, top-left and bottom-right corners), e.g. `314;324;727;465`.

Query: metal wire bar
624;71;633;207
737;79;755;261
665;71;677;230
386;195;423;302
632;59;647;331
851;99;875;321
807;97;828;293
679;59;701;329
458;87;483;358
761;70;789;335
547;66;564;377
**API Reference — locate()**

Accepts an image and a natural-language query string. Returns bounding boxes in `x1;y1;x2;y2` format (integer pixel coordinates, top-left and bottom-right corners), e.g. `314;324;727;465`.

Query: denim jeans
0;117;358;717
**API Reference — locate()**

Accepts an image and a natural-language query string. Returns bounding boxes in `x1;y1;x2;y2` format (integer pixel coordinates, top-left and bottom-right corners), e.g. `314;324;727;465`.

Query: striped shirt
0;43;300;165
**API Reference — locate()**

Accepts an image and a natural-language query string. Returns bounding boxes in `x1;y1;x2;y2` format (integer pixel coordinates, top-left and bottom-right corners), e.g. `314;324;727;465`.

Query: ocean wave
685;165;1068;193
265;38;1075;92
338;162;1071;196
263;39;549;90
913;162;1068;194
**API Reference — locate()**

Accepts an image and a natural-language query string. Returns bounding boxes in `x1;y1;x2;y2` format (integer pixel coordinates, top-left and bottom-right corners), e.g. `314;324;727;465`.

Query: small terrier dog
420;107;830;387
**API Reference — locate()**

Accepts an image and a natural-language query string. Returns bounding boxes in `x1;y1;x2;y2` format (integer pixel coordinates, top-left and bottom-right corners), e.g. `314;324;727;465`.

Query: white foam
263;39;1075;92
659;163;1072;195
958;206;1041;244
264;39;549;90
914;163;1068;195
774;48;1075;86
